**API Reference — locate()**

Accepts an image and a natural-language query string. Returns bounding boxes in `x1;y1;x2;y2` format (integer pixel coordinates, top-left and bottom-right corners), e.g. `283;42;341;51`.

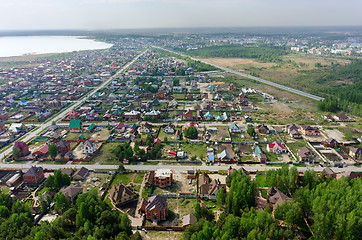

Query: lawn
147;230;183;240
167;198;197;216
255;174;267;187
142;186;151;200
37;186;52;196
182;143;207;160
133;173;144;184
92;142;121;164
110;173;134;186
287;141;307;156
260;189;268;199
265;152;281;162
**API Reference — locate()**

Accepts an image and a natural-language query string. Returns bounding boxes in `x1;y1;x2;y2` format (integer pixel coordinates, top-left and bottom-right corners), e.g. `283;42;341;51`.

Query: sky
0;0;361;30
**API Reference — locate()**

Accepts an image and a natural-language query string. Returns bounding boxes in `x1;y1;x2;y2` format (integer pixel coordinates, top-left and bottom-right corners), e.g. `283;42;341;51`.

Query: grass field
133;173;144;184
92;142;120;164
110;173;134;186
182;142;207;160
255;174;267;187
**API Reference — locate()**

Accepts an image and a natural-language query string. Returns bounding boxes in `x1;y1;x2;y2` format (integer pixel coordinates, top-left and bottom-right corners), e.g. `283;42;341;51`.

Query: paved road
0;161;360;173
154;46;325;101
1;50;147;161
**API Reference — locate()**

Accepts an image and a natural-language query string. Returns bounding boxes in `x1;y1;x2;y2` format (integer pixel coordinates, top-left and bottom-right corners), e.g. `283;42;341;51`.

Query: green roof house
69;119;81;132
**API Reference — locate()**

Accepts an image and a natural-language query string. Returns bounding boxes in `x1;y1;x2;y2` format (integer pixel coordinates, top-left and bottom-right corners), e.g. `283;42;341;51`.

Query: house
289;129;302;139
183;110;194;120
56;140;70;156
124;110;141;121
299;125;320;136
198;173;226;200
61;183;83;203
257;125;269;134
85;123;96;133
336;171;360;180
145;109;161;119
69;119;81;132
141;195;168;222
175;130;181;140
163;123;175;134
229;84;237;91
33;144;49;158
216;150;232;162
349;147;362;160
321;138;339;148
183;214;196;227
154;169;173;188
81;140;97;156
139;122;153;134
267;187;293;209
14;141;30;157
334;114;349;121
68;110;79;119
187;170;196;179
322;168;336;179
273;126;283;134
145;171;155;187
253;145;263;159
19;99;28;106
153;138;161;144
72;167;89;180
169;151;177;158
285;123;298;134
204;111;213;120
177;151;186;159
115;122;125;133
258;153;267;164
23;166;44;186
228;123;242;133
297;147;314;162
35;108;51;119
267;142;287;154
9;123;26;134
109;184;134;207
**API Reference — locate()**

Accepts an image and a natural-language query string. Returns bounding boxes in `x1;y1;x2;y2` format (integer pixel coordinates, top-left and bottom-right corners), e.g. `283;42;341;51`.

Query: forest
184;167;361;240
183;45;288;62
0;189;141;240
316;60;362;116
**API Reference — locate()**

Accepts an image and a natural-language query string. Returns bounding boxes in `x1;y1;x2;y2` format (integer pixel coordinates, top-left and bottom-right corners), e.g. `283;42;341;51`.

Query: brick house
183;110;194;120
297;147;314;162
154;169;173;188
56;140;71;156
109;184;134;207
14;141;30;157
141;195;168;222
124;110;141;121
23;166;44;186
68;111;79;119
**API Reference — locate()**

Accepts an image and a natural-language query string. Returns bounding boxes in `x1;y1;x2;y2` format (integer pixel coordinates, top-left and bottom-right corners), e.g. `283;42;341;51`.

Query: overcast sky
1;0;361;30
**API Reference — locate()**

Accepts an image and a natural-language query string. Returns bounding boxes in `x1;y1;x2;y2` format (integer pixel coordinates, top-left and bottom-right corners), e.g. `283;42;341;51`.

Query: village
0;43;361;238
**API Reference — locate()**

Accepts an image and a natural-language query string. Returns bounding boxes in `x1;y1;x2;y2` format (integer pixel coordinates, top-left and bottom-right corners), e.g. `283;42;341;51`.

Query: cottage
124;110;141;121
61;183;83;203
9;123;26;134
217;150;232;162
109;184;134;207
56;140;71;156
68;110;79;119
322;138;339;148
139;122;153;134
322;168;336;179
204;111;213;120
228;123;241;133
145;109;161;119
183;214;196;227
334;114;349;121
142;195;168;222
299;125;320;136
81;140;97;156
72;167;89;180
267;187;293;209
14;141;30;157
297;147;314;162
183;109;194;120
285;123;298;134
163;123;175;134
23;166;44;186
115;122;125;133
349;147;362;160
154;169;173;188
267;142;287;154
198;173;226;200
257;124;269;134
33;144;49;157
289;129;302;139
85;123;96;133
69;119;81;132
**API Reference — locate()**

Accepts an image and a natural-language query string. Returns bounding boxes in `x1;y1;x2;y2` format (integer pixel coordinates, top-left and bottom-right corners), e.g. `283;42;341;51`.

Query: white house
267;142;287;154
81;140;97;156
164;123;175;134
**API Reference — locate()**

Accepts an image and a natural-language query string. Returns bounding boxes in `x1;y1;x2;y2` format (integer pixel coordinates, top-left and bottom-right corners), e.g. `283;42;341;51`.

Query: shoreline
0;53;59;62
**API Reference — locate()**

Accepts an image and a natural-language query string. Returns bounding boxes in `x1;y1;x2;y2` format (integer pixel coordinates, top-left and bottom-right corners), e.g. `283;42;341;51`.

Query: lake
0;36;113;58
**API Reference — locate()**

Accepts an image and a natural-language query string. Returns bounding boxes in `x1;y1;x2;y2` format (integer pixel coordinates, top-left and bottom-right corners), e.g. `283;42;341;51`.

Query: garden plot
217;144;236;158
323;129;347;143
89;128;111;141
209;127;229;142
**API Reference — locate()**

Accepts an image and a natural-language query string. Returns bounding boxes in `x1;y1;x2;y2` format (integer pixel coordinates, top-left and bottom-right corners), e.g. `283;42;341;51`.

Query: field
182;143;207;160
92;142;121;164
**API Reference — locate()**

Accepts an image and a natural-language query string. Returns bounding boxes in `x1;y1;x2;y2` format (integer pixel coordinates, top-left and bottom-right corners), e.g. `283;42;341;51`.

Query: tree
133;141;140;153
184;126;198;139
54;192;70;214
12;146;21;159
164;137;168;142
217;188;226;206
48;143;58;159
194;203;201;220
247;126;256;138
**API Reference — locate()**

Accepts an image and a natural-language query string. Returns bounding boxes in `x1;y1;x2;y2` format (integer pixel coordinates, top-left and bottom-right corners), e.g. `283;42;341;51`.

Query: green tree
216;188;226;206
12;146;21;159
247;126;256;138
54;192;70;214
194;203;201;220
48;143;58;159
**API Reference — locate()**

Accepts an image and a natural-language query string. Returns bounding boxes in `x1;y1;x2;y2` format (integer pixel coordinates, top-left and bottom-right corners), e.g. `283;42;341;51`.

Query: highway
153;46;325;101
1;50;147;161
